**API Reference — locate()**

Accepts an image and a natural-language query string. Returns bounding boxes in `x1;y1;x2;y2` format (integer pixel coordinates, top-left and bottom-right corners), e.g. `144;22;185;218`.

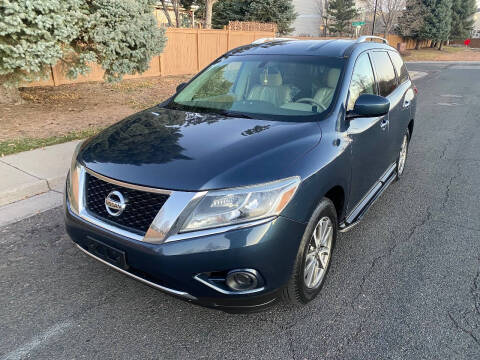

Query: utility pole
371;0;378;35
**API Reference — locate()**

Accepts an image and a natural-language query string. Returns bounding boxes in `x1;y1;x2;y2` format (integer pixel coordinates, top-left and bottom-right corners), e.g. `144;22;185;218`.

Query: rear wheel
282;198;337;304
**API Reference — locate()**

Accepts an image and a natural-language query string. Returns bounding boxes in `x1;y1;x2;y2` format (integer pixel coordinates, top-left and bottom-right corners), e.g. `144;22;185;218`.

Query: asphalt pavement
1;62;479;359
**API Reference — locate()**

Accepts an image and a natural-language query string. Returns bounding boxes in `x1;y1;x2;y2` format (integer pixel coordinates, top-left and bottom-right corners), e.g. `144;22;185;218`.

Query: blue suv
65;36;417;312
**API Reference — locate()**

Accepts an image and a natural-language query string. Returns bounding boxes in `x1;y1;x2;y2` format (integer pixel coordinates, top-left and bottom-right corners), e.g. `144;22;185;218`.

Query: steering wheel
295;98;326;112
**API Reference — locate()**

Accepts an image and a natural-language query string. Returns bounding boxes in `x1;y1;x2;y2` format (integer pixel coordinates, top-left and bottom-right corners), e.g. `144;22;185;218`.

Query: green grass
0;128;103;157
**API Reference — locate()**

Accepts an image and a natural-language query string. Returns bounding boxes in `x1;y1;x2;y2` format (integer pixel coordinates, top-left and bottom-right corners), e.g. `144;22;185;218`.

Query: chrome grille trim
85;168;172;195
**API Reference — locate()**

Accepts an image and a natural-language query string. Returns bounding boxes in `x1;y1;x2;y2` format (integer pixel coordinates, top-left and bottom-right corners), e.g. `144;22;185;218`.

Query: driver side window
347;53;376;111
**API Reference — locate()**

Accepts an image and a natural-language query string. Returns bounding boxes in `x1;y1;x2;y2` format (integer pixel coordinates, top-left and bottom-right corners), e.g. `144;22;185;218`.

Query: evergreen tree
419;0;453;47
210;0;251;29
326;0;358;35
200;0;296;35
397;0;426;48
450;0;477;39
247;0;297;34
0;0;166;103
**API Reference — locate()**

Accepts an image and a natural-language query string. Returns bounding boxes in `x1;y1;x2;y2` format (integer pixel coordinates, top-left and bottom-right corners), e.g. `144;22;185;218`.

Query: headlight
66;141;84;215
180;177;300;232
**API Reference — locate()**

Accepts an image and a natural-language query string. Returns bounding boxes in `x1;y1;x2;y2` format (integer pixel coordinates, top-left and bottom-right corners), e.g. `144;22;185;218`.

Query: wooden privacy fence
27;30;430;88
28;28;274;87
384;34;432;50
287;34;431;50
228;21;277;33
451;38;480;48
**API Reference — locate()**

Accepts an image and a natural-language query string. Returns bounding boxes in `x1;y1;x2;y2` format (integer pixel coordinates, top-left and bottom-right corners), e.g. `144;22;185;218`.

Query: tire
281;198;337;305
396;129;410;180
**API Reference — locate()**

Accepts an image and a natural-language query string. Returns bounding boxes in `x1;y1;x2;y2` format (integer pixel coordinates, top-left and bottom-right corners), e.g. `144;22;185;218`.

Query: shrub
0;0;166;88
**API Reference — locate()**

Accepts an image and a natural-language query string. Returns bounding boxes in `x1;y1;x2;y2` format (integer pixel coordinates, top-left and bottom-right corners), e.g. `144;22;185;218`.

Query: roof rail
251;37;295;45
356;36;389;45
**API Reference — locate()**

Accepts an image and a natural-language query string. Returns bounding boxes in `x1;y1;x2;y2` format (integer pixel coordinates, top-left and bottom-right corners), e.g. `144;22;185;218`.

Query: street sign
352;21;365;27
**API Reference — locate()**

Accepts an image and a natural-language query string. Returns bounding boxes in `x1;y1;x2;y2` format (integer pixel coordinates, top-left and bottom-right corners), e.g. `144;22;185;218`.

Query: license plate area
84;236;129;270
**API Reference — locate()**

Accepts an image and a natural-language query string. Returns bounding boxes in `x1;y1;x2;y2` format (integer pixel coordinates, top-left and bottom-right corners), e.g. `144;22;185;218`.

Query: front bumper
64;196;306;312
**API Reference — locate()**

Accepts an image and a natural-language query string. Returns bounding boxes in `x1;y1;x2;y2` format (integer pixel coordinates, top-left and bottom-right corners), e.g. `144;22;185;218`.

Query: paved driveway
1;62;479;359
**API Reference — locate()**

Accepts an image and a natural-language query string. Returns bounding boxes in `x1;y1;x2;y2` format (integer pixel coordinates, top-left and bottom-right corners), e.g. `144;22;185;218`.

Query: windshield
169;55;345;121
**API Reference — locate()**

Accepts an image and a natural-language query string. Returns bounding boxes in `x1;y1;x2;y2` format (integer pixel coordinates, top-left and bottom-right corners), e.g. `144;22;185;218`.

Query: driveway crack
351;208;432;310
447;261;480;349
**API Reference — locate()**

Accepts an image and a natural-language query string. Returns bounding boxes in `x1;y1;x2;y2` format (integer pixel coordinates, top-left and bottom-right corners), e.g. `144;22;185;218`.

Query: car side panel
384;81;409;164
281;124;351;224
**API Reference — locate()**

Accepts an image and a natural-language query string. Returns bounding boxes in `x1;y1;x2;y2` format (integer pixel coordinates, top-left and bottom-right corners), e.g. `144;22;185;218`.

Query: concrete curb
409;71;428;81
0;180;49;207
0;191;63;227
0;140;80;206
0;175;66;207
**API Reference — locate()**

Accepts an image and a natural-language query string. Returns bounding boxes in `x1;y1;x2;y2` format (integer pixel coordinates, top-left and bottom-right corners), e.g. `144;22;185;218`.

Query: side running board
339;165;397;232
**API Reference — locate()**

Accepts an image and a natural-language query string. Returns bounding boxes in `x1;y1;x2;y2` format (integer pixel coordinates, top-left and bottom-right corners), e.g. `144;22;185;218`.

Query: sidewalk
0;140;80;206
408;70;427;81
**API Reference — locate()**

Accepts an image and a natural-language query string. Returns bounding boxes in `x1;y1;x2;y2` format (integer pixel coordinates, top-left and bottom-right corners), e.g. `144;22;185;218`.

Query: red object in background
464;39;471;46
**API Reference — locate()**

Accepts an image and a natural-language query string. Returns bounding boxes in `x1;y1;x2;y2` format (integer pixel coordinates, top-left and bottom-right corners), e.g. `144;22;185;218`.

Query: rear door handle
380;118;389;130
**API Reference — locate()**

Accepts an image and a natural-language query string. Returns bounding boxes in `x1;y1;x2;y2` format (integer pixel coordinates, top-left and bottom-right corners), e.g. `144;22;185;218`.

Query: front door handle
380;118;389;130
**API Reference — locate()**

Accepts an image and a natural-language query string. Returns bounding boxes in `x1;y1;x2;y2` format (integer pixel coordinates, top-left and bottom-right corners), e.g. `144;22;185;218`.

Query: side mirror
347;94;390;119
176;82;187;93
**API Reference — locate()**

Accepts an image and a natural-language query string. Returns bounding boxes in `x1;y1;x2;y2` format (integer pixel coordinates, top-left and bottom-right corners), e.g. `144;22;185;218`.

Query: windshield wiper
166;103;254;119
218;110;254;119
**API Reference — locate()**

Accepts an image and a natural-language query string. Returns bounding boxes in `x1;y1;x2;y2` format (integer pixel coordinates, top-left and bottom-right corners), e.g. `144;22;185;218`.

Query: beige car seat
313;68;341;109
247;70;292;107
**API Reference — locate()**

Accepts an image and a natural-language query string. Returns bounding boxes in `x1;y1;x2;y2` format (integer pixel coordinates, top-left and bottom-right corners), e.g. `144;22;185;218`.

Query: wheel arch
324;185;346;223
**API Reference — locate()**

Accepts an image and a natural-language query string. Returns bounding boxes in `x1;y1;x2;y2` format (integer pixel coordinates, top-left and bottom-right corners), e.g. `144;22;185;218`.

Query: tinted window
347;53;376;111
370;51;397;97
172;55;344;120
389;51;409;84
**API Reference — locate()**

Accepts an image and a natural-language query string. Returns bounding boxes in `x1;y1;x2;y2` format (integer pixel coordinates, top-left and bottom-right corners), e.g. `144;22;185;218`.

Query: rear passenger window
389;51;409;84
370;51;397;97
347;53;376;111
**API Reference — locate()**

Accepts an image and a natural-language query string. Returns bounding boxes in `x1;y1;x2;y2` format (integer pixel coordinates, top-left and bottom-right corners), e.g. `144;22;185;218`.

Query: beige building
290;0;368;37
473;8;480;38
291;0;324;36
154;1;197;27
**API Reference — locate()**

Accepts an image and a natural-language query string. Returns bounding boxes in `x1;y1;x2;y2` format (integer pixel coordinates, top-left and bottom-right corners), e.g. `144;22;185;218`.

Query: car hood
79;106;322;191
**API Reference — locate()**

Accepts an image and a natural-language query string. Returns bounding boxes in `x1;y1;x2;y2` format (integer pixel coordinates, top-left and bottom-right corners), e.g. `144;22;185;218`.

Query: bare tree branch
366;0;405;36
159;0;174;27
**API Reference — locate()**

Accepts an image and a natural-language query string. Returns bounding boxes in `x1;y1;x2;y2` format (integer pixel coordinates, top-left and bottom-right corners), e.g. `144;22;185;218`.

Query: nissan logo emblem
105;190;126;216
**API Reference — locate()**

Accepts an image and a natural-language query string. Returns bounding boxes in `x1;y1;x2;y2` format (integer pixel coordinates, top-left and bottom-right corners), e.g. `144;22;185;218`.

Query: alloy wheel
303;216;333;289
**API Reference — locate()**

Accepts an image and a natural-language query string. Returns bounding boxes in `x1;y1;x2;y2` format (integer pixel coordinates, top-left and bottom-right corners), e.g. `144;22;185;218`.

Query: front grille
85;173;169;235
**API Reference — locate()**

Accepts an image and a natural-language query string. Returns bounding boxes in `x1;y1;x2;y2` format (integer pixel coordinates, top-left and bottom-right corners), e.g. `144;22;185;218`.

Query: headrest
260;70;283;86
327;68;341;88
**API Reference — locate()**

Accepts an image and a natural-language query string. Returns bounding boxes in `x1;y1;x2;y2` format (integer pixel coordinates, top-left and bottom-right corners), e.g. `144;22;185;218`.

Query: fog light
225;269;259;291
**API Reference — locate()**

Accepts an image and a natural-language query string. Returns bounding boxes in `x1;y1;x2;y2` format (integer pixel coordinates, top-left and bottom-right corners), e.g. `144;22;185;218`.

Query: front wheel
282;198;337;304
396;130;410;179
